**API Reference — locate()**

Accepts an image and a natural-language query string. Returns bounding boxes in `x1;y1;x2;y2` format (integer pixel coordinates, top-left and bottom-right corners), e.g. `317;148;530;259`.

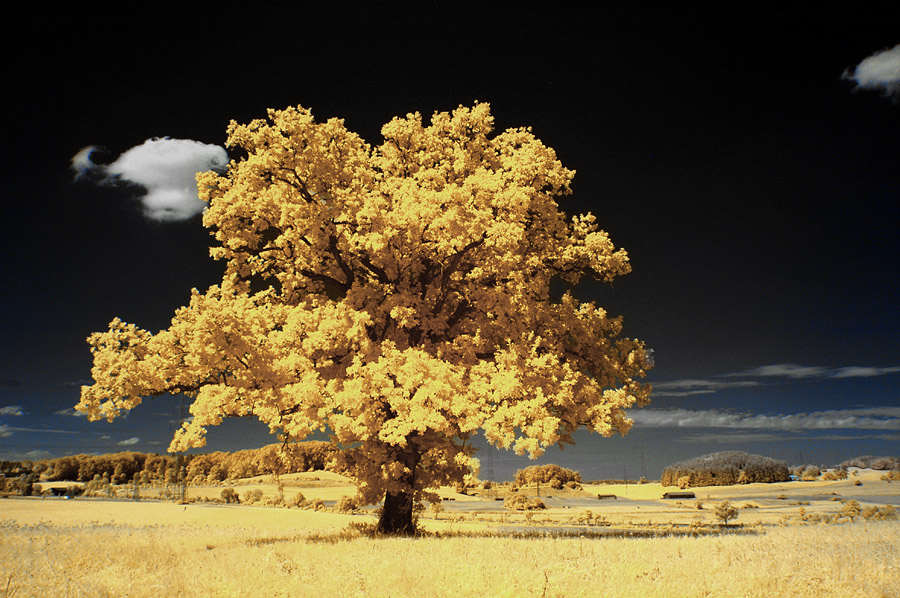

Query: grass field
3;470;899;597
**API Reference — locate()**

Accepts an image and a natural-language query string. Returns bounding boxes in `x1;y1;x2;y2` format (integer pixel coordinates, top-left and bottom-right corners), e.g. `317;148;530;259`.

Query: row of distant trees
4;449;897;494
838;456;900;471
0;441;334;487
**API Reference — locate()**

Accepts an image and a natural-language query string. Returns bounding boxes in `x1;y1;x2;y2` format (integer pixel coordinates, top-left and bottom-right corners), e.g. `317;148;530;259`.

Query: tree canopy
78;103;652;533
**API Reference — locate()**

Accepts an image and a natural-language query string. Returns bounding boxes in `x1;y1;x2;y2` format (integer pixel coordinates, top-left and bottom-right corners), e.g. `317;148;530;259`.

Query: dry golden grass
2;495;899;598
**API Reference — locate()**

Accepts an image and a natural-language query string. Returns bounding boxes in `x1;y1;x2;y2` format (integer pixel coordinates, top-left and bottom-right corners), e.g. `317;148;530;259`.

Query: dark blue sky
1;5;897;478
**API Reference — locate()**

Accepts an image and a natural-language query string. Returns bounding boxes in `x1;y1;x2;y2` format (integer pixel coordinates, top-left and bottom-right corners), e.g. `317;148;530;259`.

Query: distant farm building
662;491;696;499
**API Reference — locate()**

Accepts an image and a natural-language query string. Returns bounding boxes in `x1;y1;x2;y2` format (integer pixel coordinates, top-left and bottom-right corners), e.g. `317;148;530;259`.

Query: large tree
78;104;652;534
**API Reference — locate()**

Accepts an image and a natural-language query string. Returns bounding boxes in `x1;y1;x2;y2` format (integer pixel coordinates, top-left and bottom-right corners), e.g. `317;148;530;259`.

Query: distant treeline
1;441;334;486
661;451;790;488
838;456;899;471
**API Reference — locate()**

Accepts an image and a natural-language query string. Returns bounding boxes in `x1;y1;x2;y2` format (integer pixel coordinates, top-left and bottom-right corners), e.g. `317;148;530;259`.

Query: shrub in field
512;464;582;491
800;465;821;481
840;500;861;522
714;500;739;527
220;487;240;503
335;496;359;512
242;488;263;504
289;491;306;508
504;494;546;511
662;451;789;487
880;469;900;482
265;492;285;507
862;505;897;521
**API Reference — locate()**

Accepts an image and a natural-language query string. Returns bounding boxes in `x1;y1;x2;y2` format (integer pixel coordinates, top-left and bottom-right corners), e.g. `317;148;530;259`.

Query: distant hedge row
3;441;335;485
839;456;899;471
661;451;790;487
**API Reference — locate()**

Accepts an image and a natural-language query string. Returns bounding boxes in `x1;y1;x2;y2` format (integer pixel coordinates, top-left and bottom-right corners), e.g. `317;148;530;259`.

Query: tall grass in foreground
2;520;898;597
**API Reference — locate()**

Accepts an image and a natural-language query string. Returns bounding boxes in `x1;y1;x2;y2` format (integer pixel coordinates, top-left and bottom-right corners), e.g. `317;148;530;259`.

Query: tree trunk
377;445;419;535
377;489;416;535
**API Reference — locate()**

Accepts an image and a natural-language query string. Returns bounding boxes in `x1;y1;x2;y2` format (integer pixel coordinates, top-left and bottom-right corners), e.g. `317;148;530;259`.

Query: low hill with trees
661;451;790;488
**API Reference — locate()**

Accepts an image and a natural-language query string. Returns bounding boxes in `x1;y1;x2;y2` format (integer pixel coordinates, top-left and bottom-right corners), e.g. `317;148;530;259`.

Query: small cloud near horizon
843;44;900;99
55;407;86;417
72;137;228;221
0;406;24;416
117;437;140;446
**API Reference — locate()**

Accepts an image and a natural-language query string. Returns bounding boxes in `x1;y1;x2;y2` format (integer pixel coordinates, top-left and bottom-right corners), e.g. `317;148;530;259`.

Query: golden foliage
78;103;651;512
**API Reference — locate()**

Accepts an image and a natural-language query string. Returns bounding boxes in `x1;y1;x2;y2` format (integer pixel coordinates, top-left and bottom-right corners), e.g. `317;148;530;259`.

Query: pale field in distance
3;469;899;597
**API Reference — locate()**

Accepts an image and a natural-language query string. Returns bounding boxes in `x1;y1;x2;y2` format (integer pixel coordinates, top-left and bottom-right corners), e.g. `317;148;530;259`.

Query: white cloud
55;407;86;417
0;424;11;438
71;146;99;179
73;137;228;221
118;437;140;446
832;366;900;378
844;44;900;99
631;407;900;431
726;364;828;379
0;406;24;416
24;450;52;460
651;378;758;397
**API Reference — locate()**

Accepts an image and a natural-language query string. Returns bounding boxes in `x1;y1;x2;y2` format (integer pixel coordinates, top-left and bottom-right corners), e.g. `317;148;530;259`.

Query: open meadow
2;469;899;597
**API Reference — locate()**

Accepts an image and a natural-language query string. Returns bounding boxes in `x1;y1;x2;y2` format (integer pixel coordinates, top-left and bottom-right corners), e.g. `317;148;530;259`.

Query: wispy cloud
118;437;140;446
654;363;900;397
72;137;228;221
676;431;900;444
55;407;86;417
651;379;759;397
631;407;900;431
727;364;829;379
843;44;900;100
832;366;900;378
728;363;900;380
0;425;78;435
0;406;24;416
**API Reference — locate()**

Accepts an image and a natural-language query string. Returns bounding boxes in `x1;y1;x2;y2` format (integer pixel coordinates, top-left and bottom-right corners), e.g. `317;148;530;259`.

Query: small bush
335;496;358;512
862;505;897;521
503;494;546;511
289;491;306;507
840;500;861;522
221;487;240;503
800;466;821;481
264;492;285;507
243;488;263;504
